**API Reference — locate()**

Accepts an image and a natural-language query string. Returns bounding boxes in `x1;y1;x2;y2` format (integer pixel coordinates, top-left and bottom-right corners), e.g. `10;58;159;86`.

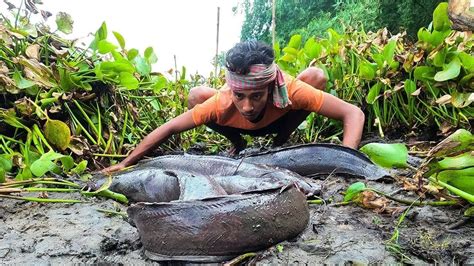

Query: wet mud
1;175;473;265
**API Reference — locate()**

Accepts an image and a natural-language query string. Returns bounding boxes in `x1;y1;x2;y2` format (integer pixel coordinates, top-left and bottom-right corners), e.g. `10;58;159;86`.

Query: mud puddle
1;176;473;264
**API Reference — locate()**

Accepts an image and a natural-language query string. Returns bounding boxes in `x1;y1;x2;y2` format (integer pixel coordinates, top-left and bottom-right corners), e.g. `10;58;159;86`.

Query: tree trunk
449;0;474;31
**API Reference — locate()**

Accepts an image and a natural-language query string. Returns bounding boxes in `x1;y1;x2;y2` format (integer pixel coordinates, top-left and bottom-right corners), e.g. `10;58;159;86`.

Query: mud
1;173;473;265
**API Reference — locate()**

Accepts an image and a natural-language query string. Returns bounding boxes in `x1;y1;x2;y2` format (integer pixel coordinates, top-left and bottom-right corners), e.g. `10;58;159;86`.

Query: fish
138;154;319;196
97;163;317;202
241;143;391;180
127;185;309;262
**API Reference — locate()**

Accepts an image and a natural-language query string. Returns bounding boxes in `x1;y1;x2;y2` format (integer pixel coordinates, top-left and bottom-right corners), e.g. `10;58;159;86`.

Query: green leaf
343;182;366;202
451;91;474;108
13;71;35;89
283;47;298;56
111;50;124;61
428;129;474;157
459;52;474;73
288;34;302;49
280;53;295;62
372;54;385;68
0;155;11;182
119;72;139;89
276;244;284;253
434;56;461;81
465;206;474;217
55;12;73;34
433;48;446;67
16;167;33;181
89;22;107;50
0;168;4;183
127;48;139;61
113;31;125;49
433;167;474;195
133;55;151;76
97;40;117;54
433;2;451;31
0;156;12;172
152;75;168;93
436;153;474;171
382;40;396;64
404;79;416;95
96;22;108;40
60;156;75;171
41;150;65;162
414;66;435;81
417;28;431;43
44;119;71;150
30;159;57;177
430;30;452;46
359;61;376;80
360;143;409;168
100;60;135;73
71;160;88;174
366;82;382;104
144;47;158;64
303;38;316;58
460;73;474;85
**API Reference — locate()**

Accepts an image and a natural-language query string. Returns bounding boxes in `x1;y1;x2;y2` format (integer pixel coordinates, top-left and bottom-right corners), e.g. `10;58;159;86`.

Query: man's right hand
100;162;127;174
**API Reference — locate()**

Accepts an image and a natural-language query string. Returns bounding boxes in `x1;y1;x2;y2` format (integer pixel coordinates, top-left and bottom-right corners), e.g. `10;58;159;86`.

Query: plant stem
0;194;83;203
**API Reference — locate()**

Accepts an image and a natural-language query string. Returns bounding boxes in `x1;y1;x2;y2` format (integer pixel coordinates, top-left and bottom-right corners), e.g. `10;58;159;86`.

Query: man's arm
101;110;197;173
316;93;365;149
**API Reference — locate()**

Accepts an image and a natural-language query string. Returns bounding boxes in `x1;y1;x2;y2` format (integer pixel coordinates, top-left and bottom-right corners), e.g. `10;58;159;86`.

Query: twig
370;188;460;206
224;252;257;266
96;208;128;217
446;217;472;230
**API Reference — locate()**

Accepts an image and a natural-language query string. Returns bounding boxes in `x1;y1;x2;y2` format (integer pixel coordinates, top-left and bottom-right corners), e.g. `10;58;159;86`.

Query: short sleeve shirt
191;73;325;130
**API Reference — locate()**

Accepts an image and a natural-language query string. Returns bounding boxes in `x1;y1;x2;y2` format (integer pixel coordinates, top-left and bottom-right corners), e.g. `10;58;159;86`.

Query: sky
3;0;244;76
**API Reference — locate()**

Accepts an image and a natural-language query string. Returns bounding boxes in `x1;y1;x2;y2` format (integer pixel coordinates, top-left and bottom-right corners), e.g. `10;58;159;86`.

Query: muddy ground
1;172;473;265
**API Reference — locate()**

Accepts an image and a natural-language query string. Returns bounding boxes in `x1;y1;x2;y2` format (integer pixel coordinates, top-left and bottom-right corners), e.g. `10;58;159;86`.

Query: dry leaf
26;44;40;60
436;94;452;105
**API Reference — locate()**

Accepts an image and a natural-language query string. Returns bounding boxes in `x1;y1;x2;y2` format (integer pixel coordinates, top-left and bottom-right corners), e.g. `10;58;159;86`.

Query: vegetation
238;0;445;43
0;1;472;207
0;1;227;185
275;2;473;141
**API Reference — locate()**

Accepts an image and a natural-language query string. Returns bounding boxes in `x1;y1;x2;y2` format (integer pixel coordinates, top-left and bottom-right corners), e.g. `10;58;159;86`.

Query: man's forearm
121;126;172;167
341;109;365;149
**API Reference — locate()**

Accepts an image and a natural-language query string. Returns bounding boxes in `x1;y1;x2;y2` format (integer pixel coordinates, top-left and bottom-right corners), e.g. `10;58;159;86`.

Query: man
102;41;365;173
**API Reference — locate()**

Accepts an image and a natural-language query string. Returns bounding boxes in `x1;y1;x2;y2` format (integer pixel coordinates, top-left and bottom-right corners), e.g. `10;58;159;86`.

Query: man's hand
228;137;247;156
317;93;365;149
100;162;126;174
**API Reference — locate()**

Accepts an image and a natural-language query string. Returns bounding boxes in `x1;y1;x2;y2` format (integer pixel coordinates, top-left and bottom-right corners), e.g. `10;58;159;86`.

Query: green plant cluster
239;0;444;43
276;2;473;141
0;2;225;181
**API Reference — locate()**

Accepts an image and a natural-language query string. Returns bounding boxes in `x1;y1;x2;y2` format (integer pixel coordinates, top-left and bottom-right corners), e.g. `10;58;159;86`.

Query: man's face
231;87;269;122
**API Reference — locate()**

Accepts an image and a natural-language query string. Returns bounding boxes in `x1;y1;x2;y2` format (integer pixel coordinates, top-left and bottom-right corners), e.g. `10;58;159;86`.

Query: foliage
275;3;473;142
360;143;409;168
0;1;226;182
238;0;445;44
423;129;474;201
0;1;472;188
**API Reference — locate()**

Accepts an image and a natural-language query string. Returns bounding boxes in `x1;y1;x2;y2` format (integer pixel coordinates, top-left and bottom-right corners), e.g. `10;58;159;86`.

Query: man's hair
225;41;274;75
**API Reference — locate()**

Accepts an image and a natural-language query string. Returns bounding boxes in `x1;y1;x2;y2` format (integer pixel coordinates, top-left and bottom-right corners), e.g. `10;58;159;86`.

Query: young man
102;41;365;173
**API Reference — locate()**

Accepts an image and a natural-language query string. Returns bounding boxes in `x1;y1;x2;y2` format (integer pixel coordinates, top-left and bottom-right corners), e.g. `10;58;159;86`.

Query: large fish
99;163;317;202
241;143;391;180
138;154;319;196
127;185;309;262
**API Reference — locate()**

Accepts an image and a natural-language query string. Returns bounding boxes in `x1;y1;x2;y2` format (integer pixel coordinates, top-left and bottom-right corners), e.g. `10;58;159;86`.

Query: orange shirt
191;73;325;130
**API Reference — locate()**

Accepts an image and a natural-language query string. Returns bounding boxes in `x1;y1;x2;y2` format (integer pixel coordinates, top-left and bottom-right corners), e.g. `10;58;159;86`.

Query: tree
238;0;446;44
